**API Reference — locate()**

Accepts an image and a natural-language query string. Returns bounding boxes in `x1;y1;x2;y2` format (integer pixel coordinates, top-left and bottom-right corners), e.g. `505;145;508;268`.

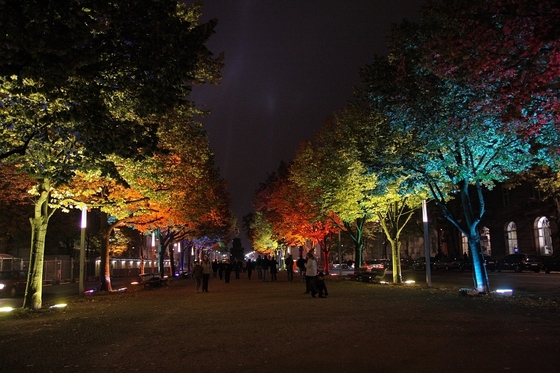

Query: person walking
261;255;270;282
201;254;212;292
247;259;253;279
256;255;263;280
304;250;317;294
269;256;278;281
192;260;203;293
234;258;241;280
218;260;224;280
212;259;218;278
297;255;306;283
285;254;294;282
224;259;233;283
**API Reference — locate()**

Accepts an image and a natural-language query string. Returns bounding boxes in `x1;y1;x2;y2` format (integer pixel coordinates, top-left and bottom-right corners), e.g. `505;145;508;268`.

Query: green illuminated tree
292;113;376;266
248;211;278;254
291;108;427;282
0;0;222;309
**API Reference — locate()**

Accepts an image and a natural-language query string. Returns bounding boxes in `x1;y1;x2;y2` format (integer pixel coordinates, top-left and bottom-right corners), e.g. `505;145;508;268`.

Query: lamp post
151;232;155;274
79;207;87;295
422;200;432;287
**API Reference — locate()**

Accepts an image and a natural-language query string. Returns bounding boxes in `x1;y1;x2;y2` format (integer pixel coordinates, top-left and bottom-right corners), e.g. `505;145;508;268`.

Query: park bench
139;273;168;289
347;268;387;283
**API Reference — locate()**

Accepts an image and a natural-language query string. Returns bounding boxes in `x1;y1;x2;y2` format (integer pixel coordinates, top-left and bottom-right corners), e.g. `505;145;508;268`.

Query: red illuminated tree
253;161;338;272
421;0;560;131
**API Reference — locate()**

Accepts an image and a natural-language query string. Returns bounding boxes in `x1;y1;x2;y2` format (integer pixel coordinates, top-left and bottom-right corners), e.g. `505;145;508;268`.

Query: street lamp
151;232;156;274
422;200;432;287
79;207;87;295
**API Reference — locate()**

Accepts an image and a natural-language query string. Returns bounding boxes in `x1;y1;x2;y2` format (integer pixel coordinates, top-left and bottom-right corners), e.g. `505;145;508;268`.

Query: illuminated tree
421;0;560;129
147;112;235;274
0;1;222;309
248;211;278;254
290;107;427;282
290;110;381;270
354;7;559;292
253;160;339;272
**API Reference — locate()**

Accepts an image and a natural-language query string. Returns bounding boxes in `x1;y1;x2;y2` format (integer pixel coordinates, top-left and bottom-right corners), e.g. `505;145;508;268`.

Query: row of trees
245;0;560;293
0;1;235;309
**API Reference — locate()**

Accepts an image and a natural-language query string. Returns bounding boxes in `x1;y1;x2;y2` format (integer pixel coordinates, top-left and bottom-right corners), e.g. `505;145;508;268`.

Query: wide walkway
1;271;559;373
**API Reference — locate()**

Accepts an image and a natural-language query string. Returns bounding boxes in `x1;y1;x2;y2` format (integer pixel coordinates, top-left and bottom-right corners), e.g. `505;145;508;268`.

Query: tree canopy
0;0;225;309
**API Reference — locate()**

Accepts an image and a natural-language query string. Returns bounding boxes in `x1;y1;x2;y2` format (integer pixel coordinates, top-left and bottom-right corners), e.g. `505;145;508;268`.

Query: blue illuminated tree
354;15;559;293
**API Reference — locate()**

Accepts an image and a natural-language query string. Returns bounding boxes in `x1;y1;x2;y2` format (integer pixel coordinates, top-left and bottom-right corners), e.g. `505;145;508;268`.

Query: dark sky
192;0;425;249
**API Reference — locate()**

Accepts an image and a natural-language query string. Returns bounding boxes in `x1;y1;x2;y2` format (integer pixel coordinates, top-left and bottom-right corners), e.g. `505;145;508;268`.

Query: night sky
192;1;425;249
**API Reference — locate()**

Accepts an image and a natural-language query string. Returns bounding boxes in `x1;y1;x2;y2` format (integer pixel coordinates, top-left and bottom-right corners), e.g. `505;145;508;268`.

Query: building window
480;226;491;256
535;216;553;255
506;221;518;255
461;233;468;256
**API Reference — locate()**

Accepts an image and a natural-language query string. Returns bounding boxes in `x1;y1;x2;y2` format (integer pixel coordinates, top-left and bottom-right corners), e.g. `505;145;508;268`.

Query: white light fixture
49;303;68;311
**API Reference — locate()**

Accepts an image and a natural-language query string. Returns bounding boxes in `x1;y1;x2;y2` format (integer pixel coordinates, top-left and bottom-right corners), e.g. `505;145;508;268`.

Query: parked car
484;256;497;271
496;254;542;273
363;259;387;271
432;257;461;270
0;270;27;297
458;255;496;272
400;258;414;270
542;255;560;273
412;257;435;270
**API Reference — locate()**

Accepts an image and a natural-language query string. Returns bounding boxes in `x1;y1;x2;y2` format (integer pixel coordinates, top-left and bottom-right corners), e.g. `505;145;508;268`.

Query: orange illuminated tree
0;1;222;309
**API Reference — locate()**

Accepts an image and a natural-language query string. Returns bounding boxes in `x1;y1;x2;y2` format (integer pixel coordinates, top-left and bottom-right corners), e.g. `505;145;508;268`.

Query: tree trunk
99;212;113;292
319;234;330;275
436;179;489;293
345;217;365;268
389;238;402;284
468;227;489;293
23;178;54;310
167;242;175;278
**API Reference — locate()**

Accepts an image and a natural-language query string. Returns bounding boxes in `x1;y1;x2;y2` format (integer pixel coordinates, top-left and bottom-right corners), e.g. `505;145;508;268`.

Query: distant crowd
191;251;328;298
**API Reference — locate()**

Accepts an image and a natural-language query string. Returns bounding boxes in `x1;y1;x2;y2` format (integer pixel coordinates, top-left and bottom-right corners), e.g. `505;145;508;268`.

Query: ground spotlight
49;303;68;311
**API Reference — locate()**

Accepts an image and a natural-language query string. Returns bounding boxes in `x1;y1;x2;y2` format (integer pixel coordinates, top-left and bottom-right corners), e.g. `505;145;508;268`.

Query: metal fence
13;256;173;283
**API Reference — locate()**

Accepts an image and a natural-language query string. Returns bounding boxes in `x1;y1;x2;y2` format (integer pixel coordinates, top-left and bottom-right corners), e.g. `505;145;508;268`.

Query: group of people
191;250;328;298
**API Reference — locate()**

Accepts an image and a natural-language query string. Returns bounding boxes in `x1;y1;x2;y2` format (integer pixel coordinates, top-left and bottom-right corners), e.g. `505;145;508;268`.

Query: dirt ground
1;272;560;373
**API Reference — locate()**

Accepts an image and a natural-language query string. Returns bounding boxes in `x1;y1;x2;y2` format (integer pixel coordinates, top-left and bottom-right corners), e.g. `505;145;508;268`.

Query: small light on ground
49;303;67;311
0;307;14;313
494;289;513;296
404;280;416;284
